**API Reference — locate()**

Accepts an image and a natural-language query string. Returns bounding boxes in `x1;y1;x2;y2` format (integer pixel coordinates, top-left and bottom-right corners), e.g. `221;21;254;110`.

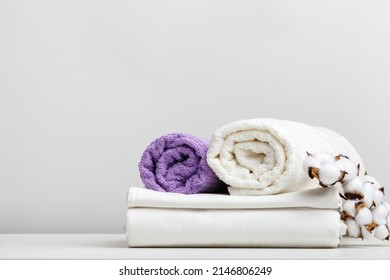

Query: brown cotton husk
379;187;385;194
332;170;348;185
365;221;377;233
340;211;351;221
355;201;367;211
335;154;350;160
339;193;347;200
308;167;319;179
319;181;328;188
345;192;364;200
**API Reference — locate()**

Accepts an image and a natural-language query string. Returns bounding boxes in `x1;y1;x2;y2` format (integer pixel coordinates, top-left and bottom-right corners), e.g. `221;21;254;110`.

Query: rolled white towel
207;118;364;196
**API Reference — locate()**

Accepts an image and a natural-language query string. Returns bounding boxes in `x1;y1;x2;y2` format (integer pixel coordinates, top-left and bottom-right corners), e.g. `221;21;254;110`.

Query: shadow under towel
139;133;225;194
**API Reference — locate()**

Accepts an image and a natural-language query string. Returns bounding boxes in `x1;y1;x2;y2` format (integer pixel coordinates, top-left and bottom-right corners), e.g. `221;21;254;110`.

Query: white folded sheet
207;119;364;196
126;187;346;248
127;185;342;209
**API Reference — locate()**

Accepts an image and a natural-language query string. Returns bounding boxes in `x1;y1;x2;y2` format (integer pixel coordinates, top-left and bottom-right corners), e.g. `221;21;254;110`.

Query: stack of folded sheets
126;187;346;247
126;118;370;248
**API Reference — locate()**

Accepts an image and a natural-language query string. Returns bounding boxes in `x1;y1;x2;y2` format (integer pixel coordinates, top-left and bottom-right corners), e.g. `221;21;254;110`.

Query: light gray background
1;0;390;233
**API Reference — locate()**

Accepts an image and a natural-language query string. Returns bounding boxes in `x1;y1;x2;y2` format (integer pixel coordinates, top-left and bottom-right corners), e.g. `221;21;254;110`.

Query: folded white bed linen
126;208;344;247
207;119;364;196
126;187;346;248
127;186;342;209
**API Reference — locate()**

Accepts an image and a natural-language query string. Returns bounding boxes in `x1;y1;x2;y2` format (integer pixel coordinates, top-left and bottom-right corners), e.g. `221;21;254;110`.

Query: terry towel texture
207;119;364;196
126;186;346;248
139;133;225;194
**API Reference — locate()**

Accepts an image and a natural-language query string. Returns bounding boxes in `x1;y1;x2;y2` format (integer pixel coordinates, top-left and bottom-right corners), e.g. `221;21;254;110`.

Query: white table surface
0;234;389;260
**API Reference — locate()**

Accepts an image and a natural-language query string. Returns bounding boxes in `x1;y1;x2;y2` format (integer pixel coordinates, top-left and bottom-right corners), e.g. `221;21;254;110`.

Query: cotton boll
345;218;360;238
361;226;375;240
372;189;384;207
363;175;381;190
336;156;358;181
343;200;357;217
373;204;388;225
315;153;334;165
374;225;389;240
383;202;390;214
363;180;375;192
355;207;373;226
303;154;320;170
343;176;364;194
319;163;342;185
316;153;334;167
362;183;375;208
374;204;388;218
373;215;386;226
387;215;390;228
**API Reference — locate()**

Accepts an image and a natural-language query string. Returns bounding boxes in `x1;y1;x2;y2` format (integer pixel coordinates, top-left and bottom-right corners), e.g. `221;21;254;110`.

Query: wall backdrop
1;0;390;233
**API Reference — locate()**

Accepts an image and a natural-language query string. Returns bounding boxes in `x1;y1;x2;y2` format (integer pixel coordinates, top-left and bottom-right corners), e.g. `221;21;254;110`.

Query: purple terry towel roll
139;133;226;194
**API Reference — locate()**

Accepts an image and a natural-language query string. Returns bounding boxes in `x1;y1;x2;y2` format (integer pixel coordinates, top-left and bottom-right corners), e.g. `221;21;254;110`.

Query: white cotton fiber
361;226;375;240
383;202;390;214
375;225;389;240
343;176;364;194
373;204;388;225
302;151;389;241
342;200;357;217
355;207;372;226
374;225;389;240
387;215;390;228
316;153;334;165
303;155;320;170
319;163;341;185
336;156;358;181
345;218;360;238
362;183;374;208
372;189;384;207
363;175;381;189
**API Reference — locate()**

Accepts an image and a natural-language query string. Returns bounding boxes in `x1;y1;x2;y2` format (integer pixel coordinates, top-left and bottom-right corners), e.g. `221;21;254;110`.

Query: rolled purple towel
139;133;225;194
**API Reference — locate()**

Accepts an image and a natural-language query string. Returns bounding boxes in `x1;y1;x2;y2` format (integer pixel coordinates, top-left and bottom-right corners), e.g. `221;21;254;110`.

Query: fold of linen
127;186;342;209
